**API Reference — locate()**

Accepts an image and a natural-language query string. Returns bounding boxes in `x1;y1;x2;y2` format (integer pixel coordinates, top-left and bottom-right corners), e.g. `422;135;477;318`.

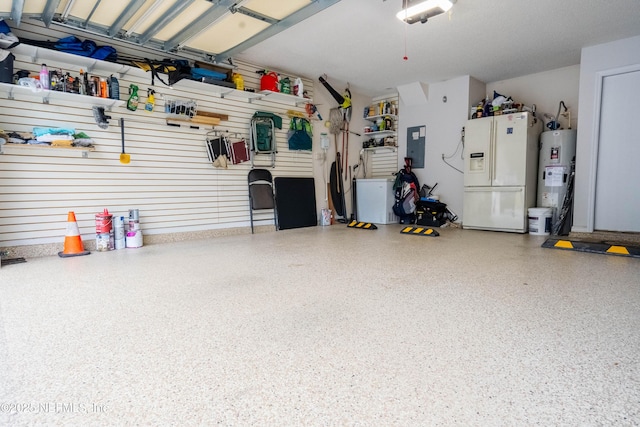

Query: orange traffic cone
58;211;91;258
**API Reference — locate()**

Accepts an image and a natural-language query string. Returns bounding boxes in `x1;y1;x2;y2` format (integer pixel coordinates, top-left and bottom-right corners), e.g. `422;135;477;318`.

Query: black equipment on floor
274;177;317;230
416;200;449;227
248;169;278;233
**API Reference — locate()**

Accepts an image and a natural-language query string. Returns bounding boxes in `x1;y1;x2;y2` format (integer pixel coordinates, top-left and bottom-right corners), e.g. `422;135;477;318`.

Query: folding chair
248;169;278;233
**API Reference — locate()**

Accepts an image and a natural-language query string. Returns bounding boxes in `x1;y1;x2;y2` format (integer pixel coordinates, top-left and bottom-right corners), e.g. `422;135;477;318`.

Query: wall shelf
0;82;125;108
363;130;397;138
365;114;398;121
0;142;95;157
11;43;132;76
259;90;310;106
166;115;220;129
173;78;264;102
363;112;397;139
363;146;397;153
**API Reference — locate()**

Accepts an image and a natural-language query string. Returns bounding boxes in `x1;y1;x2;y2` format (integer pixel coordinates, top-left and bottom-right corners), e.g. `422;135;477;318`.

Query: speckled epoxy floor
1;225;639;426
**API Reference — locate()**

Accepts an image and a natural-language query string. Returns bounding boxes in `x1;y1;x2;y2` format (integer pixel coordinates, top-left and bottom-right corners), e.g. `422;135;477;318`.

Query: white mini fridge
356;178;398;224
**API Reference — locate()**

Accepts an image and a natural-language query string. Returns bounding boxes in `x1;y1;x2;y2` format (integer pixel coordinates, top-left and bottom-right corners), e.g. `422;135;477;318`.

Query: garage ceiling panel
121;0;176;34
0;0;341;64
244;0;310;20
187;13;270;53
152;1;212;42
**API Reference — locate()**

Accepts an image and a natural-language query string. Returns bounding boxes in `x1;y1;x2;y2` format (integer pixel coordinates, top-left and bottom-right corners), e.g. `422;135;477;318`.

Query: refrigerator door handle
490;119;496;183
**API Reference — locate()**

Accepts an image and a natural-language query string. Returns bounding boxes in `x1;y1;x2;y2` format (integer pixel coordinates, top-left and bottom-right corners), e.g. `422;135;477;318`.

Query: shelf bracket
116;64;130;79
219;89;233;99
29;47;38;63
7;87;14;100
42;95;50;104
86;59;98;74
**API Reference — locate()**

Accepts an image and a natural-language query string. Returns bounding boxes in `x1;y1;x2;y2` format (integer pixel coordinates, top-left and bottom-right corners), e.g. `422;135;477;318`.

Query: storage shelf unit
11;43;132;76
0;142;95;157
259;90;310;106
171;82;312;105
363;113;398;139
363;146;397;152
0;82;125;107
173;78;263;102
363;130;396;138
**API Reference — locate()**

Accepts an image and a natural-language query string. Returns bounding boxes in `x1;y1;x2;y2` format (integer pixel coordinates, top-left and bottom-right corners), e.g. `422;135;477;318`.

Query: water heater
537;129;577;221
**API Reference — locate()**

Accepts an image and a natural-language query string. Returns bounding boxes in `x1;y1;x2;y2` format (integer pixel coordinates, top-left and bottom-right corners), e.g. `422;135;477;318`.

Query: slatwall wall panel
367;149;399;178
367;94;399;178
0;22;314;247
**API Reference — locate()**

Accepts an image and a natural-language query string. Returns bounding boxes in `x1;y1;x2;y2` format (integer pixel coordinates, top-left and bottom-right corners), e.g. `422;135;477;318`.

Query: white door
493;113;529;187
463;117;492;187
594;70;640;232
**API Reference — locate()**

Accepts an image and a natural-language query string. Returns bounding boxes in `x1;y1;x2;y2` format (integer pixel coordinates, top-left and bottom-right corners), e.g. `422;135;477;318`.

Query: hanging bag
287;117;312;151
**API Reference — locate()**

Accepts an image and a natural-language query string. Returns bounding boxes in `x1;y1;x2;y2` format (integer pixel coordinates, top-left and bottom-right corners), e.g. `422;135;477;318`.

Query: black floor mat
542;238;640;258
1;257;27;266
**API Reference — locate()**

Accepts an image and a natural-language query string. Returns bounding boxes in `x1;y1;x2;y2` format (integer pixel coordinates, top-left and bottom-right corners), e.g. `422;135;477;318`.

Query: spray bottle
232;72;244;90
145;89;155;112
127;84;139;111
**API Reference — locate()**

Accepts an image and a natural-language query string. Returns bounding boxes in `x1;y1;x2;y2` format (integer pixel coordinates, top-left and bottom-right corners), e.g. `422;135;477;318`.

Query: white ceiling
3;0;640;98
234;0;640;97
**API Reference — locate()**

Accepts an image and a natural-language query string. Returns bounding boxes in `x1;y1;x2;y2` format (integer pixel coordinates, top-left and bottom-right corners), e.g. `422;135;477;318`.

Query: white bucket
528;207;553;235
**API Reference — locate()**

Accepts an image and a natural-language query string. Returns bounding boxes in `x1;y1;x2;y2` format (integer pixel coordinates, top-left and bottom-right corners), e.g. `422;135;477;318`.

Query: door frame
586;64;640;232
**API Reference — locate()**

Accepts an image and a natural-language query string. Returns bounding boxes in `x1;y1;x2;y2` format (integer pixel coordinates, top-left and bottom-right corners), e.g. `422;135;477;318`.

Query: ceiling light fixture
396;0;454;24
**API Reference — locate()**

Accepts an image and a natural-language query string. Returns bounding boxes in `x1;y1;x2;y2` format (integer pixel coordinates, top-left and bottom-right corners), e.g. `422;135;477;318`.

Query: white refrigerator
463;112;542;233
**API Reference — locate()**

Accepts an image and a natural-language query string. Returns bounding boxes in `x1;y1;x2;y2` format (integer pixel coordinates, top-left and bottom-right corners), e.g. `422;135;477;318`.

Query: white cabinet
356;178;398;224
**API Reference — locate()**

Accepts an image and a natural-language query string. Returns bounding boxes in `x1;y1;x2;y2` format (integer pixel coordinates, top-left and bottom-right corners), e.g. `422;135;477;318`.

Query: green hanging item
127;84;139;111
287;117;312;151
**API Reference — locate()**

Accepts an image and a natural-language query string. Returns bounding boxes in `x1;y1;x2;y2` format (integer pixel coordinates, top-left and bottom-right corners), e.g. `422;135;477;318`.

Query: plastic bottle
232;72;244;90
99;78;107;98
280;77;291;94
294;78;303;97
127;84;139;111
49;70;59;91
90;76;99;96
145;89;155;112
483;95;492;117
39;64;49;90
64;72;72;93
82;70;89;96
78;69;86;95
108;75;119;100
